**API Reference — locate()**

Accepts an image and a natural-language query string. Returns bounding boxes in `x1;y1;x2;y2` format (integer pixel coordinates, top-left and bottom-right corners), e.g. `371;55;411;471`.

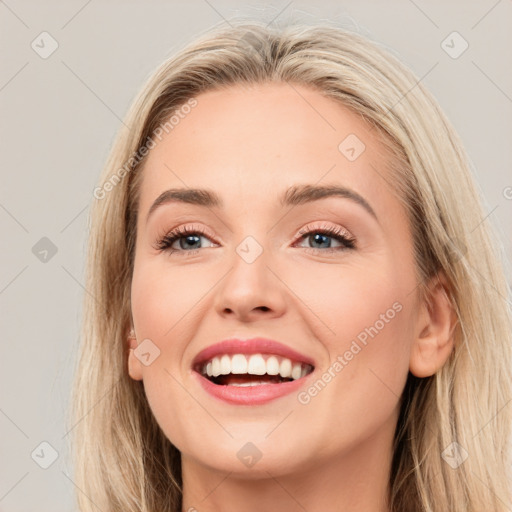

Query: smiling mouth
196;353;314;386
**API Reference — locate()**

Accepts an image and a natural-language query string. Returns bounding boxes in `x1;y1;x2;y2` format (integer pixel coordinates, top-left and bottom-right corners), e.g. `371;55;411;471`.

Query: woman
72;21;512;511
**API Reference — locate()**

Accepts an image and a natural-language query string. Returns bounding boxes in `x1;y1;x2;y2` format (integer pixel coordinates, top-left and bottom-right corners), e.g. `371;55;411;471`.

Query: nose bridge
214;233;285;320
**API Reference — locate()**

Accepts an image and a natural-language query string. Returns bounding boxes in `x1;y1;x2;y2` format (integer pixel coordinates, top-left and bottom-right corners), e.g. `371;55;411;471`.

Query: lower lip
193;371;312;405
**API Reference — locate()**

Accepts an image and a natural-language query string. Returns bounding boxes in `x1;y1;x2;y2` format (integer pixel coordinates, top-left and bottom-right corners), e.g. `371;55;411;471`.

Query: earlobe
409;273;457;378
126;328;144;381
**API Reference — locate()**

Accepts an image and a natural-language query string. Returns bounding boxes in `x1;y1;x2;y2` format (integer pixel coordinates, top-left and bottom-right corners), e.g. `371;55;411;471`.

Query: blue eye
295;225;356;252
155;226;215;255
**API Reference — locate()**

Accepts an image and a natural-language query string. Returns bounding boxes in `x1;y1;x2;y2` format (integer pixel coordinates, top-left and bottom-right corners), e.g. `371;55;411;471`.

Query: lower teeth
228;381;273;387
208;374;293;386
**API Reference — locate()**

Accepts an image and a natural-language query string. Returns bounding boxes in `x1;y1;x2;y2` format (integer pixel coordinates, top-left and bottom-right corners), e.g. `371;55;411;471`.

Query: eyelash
154;223;356;256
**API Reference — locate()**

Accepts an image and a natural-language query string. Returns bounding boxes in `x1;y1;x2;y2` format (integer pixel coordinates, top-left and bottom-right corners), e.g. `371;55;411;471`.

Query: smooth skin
127;82;455;512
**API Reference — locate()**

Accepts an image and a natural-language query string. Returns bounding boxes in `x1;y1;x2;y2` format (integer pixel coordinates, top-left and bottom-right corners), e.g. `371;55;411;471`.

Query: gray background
1;1;511;510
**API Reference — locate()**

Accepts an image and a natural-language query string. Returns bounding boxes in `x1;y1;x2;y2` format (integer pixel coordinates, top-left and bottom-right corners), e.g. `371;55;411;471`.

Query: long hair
71;21;512;511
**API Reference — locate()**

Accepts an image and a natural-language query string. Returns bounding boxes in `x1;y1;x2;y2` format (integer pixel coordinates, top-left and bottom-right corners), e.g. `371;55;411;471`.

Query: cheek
130;261;200;450
287;256;414;404
287;255;412;347
131;259;213;339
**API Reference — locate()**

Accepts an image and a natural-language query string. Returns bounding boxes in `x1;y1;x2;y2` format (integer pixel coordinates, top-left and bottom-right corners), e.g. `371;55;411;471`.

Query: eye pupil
180;234;201;249
310;233;331;249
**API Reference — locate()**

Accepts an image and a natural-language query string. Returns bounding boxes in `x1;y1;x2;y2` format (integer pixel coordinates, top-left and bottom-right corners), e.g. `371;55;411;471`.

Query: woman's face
129;82;421;476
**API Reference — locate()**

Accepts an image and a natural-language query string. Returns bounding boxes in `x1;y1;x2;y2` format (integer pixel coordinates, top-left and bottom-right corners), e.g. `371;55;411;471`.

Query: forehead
138;82;399;220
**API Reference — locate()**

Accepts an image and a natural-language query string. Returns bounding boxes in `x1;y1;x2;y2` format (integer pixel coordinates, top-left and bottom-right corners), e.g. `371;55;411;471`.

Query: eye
154;225;217;255
294;223;356;253
154;222;356;256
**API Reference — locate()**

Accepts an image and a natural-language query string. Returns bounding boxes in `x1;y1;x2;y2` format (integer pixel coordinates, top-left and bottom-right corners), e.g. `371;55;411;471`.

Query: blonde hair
71;21;512;511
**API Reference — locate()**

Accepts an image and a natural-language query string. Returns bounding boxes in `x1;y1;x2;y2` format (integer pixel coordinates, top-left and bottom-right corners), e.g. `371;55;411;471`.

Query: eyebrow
146;184;377;224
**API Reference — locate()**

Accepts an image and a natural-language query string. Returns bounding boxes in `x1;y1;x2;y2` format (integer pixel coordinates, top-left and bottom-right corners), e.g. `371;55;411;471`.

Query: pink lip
192;337;315;368
191;337;316;406
193;371;312;405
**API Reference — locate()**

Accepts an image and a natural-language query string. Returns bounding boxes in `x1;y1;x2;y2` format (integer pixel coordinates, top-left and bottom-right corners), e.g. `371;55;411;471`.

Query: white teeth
229;381;268;387
231;354;248;374
291;363;302;380
200;353;312;382
247;354;266;375
212;357;221;377
266;356;280;375
220;354;231;374
279;358;292;378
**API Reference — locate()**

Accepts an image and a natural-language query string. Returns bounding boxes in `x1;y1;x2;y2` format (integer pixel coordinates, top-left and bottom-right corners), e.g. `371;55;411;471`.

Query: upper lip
192;337;316;369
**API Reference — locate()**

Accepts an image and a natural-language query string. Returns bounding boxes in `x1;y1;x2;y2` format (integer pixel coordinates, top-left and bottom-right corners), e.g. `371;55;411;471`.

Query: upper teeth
202;353;311;380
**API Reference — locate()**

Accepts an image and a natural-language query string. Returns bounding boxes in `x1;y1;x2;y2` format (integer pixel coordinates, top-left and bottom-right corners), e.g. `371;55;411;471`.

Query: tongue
214;374;289;385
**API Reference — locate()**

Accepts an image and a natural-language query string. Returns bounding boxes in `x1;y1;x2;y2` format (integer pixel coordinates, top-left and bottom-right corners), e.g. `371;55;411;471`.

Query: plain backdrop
1;1;511;510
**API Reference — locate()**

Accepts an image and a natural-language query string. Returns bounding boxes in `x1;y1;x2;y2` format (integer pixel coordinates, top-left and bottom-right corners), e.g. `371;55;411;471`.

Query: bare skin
127;82;455;512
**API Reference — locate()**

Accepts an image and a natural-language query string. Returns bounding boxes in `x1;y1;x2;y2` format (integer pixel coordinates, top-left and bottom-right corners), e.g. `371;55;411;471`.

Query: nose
213;244;287;322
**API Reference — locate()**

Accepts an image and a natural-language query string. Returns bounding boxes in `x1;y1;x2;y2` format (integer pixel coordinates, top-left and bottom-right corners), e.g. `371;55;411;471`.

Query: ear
126;327;143;381
409;272;457;378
